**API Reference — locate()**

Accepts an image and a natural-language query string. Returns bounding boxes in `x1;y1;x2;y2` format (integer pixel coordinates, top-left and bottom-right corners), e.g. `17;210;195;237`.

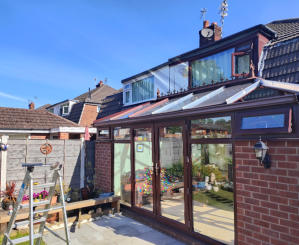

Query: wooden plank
0;196;121;224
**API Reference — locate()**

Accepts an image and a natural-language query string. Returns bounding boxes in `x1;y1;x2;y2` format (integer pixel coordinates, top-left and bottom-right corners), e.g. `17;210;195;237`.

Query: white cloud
0;91;27;102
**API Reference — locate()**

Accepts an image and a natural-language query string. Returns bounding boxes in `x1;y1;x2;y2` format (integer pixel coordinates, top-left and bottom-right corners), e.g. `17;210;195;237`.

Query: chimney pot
203;20;210;28
96;81;104;88
29;102;35;110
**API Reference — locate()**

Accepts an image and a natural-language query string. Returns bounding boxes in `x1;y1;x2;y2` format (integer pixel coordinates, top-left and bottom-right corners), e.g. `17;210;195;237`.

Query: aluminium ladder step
33;205;64;214
13;217;46;229
4;232;42;244
33;182;55;189
20;200;50;209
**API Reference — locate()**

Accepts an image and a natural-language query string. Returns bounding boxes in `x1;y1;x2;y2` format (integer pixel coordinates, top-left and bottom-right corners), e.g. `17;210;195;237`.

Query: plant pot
21;200;29;205
2;199;15;211
51;195;58;205
46;213;58;223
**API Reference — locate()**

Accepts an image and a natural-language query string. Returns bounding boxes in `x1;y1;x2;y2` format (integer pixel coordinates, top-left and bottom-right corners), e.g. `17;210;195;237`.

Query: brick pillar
58;132;69;140
94;141;112;193
235;140;299;245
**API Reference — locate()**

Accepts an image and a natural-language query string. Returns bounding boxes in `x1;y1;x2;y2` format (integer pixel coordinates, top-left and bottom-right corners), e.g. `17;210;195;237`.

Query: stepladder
2;162;70;245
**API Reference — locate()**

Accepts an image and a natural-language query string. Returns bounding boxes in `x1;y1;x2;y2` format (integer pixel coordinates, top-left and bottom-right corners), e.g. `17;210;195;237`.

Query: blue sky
0;0;298;108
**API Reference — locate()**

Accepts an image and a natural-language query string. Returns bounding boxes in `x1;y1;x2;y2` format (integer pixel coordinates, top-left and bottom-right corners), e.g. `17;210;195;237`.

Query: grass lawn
193;189;234;212
0;231;46;245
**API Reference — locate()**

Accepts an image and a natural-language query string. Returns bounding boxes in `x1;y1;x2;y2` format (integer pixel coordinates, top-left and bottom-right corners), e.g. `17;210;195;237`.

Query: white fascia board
183;86;225;110
260;79;299;93
0;129;50;134
50;127;97;134
152;93;193;114
226;81;261;104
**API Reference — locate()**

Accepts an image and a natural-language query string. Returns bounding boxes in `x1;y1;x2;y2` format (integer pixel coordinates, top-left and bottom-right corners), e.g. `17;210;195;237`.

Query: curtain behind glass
191;48;234;87
132;76;154;102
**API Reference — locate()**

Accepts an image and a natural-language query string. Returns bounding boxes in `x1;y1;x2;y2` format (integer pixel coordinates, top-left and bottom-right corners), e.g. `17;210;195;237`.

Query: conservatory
94;78;299;245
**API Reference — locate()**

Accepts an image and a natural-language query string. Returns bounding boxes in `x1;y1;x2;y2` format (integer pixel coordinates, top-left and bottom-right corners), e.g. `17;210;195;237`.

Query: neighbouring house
0;103;92;140
93;19;299;245
45;81;117;132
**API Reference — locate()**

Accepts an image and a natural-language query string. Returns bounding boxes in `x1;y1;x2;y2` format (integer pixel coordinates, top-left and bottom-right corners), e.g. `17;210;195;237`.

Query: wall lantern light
254;137;271;169
0;143;8;151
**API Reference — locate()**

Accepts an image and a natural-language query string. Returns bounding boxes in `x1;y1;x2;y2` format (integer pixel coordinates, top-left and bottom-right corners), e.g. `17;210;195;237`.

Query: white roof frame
152;93;193;114
182;86;225;110
226;81;261;104
260;79;299;93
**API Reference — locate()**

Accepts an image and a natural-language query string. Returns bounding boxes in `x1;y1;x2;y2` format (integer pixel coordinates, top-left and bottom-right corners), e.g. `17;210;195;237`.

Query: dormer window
191;48;234;88
62;105;69;115
132;76;154;103
232;52;250;77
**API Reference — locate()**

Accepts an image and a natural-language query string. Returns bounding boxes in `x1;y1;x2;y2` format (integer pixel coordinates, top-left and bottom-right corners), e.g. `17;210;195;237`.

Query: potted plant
1;182;17;210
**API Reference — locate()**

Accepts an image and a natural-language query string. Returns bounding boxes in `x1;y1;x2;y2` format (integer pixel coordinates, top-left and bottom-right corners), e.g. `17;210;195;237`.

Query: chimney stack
96;81;104;88
29;102;35;110
199;20;222;47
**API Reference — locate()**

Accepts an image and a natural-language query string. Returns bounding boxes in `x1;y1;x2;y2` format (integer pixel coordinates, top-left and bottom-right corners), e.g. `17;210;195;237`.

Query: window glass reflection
160;126;184;223
191;116;231;139
192;144;234;245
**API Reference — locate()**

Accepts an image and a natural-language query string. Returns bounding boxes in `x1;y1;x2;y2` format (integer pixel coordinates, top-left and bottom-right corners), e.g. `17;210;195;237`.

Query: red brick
280;219;299;229
252;232;270;242
236;141;249;147
270;223;289;233
252;192;269;201
261;200;278;209
259;174;277;182
262;228;279;238
288;155;299;162
251;180;268;187
245;236;261;245
279;204;298;214
278;162;297;169
270;210;289;219
278;190;298;199
261;214;279;224
253;206;269;214
245;210;260;219
280;233;299;244
278;176;297;184
253;219;270;228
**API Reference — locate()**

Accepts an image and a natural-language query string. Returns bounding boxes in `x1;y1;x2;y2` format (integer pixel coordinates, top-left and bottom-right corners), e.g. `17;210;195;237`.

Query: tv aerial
219;0;229;36
200;8;207;21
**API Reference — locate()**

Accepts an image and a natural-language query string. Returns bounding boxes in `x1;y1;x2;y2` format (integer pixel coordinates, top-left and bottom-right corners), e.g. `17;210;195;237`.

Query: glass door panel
159;126;184;223
192;144;234;245
134;128;153;211
114;143;131;206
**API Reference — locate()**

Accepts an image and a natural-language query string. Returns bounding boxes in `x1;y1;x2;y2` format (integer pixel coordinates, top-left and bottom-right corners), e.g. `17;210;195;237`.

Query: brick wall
80;104;98;127
30;134;48;139
235;140;299;245
94;141;112;193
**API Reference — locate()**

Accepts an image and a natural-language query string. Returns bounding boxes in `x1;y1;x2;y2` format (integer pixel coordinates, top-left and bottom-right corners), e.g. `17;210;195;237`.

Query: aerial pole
219;0;229;37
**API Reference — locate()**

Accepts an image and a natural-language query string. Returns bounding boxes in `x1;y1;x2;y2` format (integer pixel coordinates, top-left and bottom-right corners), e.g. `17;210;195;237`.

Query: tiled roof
266;18;299;45
259;19;299;87
0;107;79;130
36;104;51;110
65;102;85;124
96;90;125;119
74;84;117;103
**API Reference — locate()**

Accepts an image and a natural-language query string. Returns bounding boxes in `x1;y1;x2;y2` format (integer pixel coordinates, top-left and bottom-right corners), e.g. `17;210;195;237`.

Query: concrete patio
43;214;185;245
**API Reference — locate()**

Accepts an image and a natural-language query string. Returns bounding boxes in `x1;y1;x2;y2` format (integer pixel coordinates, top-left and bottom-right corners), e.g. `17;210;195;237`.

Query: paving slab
43;214;185;245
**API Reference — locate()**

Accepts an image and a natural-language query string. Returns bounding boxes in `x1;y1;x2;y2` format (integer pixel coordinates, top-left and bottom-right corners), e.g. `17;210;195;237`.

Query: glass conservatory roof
94;78;299;125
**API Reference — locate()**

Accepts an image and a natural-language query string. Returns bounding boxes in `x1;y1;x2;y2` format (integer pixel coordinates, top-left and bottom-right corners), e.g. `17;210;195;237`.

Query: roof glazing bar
152;93;193;114
260;79;299;93
226;80;260;104
182;86;225;110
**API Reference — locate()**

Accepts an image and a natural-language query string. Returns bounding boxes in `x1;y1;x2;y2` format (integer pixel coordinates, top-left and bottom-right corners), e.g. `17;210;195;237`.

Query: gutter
0;127;97;135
